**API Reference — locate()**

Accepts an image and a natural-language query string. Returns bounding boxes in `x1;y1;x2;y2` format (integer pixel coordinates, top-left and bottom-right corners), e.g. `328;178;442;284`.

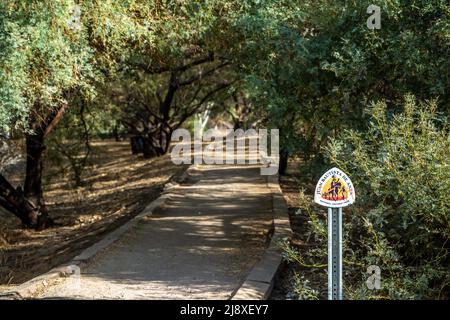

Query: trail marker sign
314;167;356;300
314;167;355;208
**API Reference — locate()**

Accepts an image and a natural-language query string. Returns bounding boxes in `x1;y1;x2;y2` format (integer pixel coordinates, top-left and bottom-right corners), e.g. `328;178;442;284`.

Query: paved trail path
35;164;275;299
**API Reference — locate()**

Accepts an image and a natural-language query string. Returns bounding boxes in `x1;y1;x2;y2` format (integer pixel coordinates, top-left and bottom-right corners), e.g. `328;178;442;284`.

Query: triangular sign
314;167;356;208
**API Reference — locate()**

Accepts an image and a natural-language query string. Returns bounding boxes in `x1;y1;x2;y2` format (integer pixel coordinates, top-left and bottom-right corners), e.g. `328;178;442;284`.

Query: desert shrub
328;96;449;258
286;96;449;299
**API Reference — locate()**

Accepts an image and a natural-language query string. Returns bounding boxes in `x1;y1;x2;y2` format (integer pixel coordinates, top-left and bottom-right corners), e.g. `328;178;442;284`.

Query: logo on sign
314;167;355;208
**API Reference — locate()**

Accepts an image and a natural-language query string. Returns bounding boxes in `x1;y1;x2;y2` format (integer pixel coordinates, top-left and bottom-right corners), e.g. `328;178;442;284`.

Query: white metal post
328;207;343;300
315;167;354;301
338;207;343;300
327;207;332;300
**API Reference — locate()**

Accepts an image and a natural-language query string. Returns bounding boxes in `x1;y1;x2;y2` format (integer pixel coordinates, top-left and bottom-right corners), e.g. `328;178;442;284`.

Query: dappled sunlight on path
36;164;274;299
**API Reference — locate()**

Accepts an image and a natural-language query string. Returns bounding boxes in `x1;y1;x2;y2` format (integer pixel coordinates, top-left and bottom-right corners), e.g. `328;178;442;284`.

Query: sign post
314;167;355;300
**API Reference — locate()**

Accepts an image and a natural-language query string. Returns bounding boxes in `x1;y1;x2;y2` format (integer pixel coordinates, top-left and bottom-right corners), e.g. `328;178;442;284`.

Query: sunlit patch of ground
0;139;181;287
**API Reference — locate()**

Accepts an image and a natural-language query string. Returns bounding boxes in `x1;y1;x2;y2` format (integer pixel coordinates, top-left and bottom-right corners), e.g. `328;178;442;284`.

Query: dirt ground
0;140;182;289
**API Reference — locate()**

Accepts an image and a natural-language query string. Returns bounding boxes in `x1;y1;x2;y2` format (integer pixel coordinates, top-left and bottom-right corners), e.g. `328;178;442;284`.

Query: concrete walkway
33;164;275;299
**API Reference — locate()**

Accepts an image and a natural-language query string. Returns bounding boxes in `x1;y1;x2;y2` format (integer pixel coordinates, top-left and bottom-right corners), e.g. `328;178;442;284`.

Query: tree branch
43;103;69;139
137;52;215;75
174;80;235;129
178;62;230;87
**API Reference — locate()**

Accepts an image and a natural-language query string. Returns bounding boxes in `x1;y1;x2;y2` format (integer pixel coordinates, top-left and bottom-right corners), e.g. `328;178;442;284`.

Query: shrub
288;96;449;299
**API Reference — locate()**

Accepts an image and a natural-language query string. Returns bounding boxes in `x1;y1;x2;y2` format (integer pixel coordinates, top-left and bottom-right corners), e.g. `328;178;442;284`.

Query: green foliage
217;2;450;297
0;0;196;133
288;97;449;299
327;96;449;264
1;0;448;298
213;0;450;158
0;1;98;132
292;273;320;300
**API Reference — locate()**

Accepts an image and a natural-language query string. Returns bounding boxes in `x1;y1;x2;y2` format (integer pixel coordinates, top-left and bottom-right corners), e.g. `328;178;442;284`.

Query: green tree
0;0;144;228
0;1;98;228
212;0;450;171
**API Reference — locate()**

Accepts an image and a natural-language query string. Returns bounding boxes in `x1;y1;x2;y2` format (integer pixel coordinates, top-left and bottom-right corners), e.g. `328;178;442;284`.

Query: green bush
287;96;449;299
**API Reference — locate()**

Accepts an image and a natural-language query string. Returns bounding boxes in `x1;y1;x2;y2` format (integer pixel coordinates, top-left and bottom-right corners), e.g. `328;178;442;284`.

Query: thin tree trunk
113;125;120;142
279;150;289;175
163;129;172;154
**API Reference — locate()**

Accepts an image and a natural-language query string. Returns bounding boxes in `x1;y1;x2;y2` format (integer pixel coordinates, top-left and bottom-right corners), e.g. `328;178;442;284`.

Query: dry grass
0;139;182;288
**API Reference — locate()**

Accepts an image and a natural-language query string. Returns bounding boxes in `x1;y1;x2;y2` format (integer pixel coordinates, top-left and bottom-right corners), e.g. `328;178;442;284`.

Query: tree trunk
130;136;144;154
0;174;43;229
142;137;160;158
279;150;289;175
113;125;120;142
233;119;243;130
141;128;172;158
24;132;44;202
161;128;172;155
22;131;52;229
0;104;66;229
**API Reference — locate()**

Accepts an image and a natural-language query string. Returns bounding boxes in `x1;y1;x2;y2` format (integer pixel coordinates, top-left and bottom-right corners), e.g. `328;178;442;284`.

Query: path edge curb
1;164;194;299
232;174;292;300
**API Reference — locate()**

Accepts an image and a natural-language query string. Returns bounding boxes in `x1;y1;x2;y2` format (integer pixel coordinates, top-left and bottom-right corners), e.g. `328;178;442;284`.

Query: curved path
30;164;275;299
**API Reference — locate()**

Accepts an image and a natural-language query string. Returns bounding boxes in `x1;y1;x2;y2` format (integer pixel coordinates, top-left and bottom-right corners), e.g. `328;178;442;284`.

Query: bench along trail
32;160;276;299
